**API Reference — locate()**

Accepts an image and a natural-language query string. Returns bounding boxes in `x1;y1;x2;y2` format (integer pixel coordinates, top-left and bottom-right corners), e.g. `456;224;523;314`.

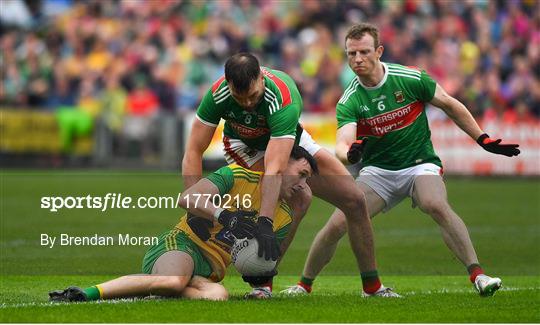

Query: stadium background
0;0;539;322
1;0;539;174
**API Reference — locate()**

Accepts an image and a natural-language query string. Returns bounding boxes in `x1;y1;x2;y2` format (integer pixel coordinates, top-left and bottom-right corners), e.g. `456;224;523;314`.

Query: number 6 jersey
336;62;442;170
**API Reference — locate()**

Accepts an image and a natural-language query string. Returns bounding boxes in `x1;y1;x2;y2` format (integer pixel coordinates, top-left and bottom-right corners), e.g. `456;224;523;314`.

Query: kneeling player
49;146;318;302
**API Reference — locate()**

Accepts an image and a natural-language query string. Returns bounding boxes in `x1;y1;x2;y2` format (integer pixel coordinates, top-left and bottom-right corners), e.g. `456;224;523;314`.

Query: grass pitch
1;275;539;323
1;171;539;322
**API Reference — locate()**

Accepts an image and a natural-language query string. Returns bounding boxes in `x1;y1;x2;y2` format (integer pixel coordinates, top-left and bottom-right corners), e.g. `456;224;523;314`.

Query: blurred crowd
1;0;539;128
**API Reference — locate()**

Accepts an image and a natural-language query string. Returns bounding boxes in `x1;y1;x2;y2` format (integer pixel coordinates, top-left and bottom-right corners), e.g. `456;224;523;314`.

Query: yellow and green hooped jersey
176;164;292;282
336;62;442;170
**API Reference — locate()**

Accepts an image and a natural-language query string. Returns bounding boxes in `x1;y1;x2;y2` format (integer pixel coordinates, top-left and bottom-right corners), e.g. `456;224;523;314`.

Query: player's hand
217;209;257;239
187;213;213;241
255;216;280;261
347;137;368;164
477;133;520;157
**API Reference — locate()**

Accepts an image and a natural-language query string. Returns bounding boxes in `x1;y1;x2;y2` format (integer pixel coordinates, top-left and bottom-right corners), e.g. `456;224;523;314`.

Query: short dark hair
224;52;261;93
345;23;380;48
289;145;319;175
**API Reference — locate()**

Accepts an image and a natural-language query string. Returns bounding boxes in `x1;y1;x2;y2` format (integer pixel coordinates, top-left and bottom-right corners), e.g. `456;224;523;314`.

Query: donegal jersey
196;67;303;150
175;164;292;281
336;62;442;170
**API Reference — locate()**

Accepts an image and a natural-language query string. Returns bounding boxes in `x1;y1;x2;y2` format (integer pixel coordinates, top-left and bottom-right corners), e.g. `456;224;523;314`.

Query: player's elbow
181;150;199;170
336;151;349;165
177;188;195;210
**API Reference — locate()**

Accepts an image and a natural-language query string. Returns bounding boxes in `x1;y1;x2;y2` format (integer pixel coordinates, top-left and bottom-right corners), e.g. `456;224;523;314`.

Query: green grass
1;171;539;322
1;275;539;323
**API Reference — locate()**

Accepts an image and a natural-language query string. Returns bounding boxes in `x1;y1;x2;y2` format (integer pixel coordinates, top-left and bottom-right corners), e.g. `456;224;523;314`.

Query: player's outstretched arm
182;118;216;189
429;83;484;140
429;83;520;157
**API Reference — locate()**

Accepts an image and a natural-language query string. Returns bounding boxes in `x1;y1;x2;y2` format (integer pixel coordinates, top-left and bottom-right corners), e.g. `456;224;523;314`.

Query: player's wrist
214;208;226;221
476;133;490;146
258;216;273;225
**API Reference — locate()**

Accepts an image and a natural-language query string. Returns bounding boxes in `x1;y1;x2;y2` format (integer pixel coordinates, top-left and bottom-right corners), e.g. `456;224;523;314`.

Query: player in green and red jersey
283;23;519;297
182;53;392;298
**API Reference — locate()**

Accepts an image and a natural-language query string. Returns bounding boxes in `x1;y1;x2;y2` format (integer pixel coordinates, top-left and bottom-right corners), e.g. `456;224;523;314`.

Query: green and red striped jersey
336;62;442;170
196;67;302;150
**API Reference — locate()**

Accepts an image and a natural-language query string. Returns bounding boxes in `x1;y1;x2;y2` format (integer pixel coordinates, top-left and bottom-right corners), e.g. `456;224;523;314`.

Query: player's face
279;158;312;201
345;35;383;78
229;74;265;111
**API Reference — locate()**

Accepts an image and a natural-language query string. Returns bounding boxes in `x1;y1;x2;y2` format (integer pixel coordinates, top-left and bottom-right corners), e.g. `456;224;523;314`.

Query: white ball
231;238;276;276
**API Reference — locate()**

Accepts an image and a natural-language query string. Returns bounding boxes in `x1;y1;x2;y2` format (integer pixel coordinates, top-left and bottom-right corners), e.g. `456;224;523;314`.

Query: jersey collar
357;62;388;90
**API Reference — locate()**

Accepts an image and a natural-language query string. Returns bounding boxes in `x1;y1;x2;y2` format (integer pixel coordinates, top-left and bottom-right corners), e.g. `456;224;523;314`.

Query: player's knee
339;191;368;220
297;194;312;219
420;199;450;220
288;187;312;222
202;283;229;301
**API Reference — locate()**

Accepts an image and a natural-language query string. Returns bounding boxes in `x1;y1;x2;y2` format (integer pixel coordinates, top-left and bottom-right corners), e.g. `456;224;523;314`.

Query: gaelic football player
49;146;317;302
283;23;519;297
183;52;396;298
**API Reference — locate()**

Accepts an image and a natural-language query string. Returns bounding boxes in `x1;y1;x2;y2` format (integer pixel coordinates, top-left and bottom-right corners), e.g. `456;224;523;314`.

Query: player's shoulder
337;76;361;106
210;75;231;104
261;67;296;108
386;62;424;82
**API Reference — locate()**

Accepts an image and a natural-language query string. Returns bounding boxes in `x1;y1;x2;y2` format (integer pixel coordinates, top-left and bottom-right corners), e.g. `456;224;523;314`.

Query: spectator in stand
0;0;537;124
122;76;158;158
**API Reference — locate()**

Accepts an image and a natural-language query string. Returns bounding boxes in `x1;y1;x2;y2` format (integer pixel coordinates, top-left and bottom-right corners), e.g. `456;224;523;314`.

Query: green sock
300;275;314;286
83;286;101;301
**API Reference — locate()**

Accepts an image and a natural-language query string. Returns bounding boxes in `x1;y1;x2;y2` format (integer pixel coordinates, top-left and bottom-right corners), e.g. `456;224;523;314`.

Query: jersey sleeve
416;70;437;102
205;166;234;195
196;88;223;127
267;104;300;139
336;101;359;129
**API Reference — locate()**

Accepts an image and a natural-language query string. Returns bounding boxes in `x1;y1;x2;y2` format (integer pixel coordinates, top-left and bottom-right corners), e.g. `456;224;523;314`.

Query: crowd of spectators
1;0;539;128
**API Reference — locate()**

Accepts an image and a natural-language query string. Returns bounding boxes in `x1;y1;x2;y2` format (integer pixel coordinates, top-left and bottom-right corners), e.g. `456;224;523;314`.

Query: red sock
257;280;272;291
467;264;484;283
361;271;381;294
297;281;312;293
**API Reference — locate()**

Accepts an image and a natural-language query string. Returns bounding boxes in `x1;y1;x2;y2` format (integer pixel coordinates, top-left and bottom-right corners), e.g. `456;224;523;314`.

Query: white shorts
356;163;443;212
223;130;322;168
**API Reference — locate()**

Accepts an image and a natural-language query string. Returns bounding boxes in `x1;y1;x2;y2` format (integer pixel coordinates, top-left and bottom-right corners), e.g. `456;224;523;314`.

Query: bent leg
413;175;479;266
308;149;378;274
96;251;195;299
302;181;386;279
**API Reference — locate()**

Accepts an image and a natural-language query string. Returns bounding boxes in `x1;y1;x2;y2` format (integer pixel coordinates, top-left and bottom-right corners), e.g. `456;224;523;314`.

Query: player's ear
376;45;384;60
